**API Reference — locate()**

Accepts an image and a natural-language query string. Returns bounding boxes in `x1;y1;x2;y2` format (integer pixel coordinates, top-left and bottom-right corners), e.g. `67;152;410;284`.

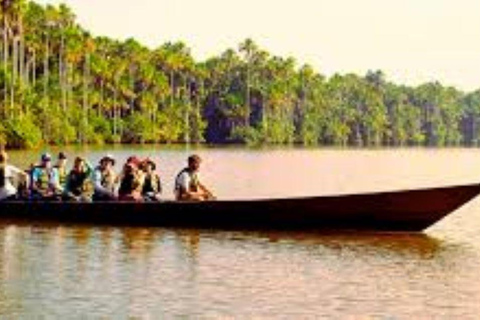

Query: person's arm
51;168;63;193
93;169;109;194
177;172;204;201
199;183;216;200
195;173;215;200
30;168;41;193
8;165;28;184
84;161;93;177
63;173;77;199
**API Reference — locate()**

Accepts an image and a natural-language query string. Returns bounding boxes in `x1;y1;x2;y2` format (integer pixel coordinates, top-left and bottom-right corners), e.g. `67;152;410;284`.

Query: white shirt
0;165;24;200
176;170;201;191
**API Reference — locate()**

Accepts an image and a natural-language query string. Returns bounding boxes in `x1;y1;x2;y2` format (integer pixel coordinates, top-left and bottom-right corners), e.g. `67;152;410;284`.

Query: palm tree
239;38;257;127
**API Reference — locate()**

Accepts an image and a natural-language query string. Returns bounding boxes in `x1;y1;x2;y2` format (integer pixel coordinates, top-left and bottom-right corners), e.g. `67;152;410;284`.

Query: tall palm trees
0;1;478;149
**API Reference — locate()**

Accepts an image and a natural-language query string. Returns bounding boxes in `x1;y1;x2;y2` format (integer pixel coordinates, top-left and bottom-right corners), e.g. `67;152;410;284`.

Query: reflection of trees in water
0;225;24;316
1;224;480;318
121;228;158;260
176;229;200;261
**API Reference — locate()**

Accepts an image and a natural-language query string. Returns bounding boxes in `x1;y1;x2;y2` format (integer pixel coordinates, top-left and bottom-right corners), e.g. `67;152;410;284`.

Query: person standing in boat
140;158;162;201
30;153;59;200
53;152;68;193
174;155;215;201
93;155;117;201
64;157;94;202
0;150;29;201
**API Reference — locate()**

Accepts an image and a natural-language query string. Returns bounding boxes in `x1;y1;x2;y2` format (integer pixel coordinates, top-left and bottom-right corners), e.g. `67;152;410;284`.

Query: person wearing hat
53;152;68;193
140;158;162;202
30;153;58;200
64;156;94;202
174;154;216;201
0;150;29;201
93;154;117;201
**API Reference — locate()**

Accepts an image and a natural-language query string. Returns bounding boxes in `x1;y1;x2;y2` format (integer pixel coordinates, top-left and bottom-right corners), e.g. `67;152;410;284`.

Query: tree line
1;0;480;149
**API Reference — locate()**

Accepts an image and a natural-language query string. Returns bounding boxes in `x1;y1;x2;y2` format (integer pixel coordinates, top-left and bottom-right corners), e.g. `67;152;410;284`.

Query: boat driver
174;155;215;201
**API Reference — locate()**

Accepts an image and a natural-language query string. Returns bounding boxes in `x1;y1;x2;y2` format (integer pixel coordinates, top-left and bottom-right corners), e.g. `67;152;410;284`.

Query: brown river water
2;146;480;318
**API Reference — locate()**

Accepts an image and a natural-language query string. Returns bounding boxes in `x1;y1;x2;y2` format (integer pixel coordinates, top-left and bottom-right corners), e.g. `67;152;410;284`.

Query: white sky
37;0;480;91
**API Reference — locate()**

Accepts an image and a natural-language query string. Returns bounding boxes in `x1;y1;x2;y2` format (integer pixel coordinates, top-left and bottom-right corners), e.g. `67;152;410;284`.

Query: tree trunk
10;36;16;116
19;22;25;88
60;30;66;112
170;70;174;108
2;18;9;117
99;79;104;117
12;36;17;86
82;53;90;143
32;49;36;87
65;61;71;114
44;33;49;103
184;75;190;144
113;87;118;138
129;64;134;113
245;63;250;126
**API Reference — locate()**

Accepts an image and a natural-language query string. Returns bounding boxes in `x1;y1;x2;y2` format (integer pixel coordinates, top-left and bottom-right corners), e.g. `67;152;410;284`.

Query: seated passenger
174;155;216;201
0;150;29;202
93;155;117;201
140;158;162;202
64;157;94;202
53;152;68;193
30;153;59;200
118;161;144;202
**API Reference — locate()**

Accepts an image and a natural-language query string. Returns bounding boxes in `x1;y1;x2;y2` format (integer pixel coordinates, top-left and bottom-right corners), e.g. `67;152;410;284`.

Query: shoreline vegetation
2;1;480;150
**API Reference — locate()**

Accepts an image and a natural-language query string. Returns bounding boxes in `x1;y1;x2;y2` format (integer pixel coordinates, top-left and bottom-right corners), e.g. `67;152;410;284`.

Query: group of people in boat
0;150;215;203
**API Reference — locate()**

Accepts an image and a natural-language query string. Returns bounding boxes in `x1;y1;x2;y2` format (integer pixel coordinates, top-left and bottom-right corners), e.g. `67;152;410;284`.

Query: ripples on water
2;147;480;318
0;224;479;318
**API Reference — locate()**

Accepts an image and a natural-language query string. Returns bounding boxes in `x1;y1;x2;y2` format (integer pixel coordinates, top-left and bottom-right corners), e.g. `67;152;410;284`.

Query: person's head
73;157;86;172
57;152;67;167
123;162;137;176
0;150;7;166
127;156;141;168
188;154;201;172
142;158;156;174
41;153;52;169
100;155;115;170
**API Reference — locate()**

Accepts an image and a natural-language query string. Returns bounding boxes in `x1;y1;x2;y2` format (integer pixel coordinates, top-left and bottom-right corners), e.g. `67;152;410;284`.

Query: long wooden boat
1;183;480;232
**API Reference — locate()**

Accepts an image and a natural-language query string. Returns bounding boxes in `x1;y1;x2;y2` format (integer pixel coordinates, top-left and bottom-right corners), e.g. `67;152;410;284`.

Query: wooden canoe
1;183;479;232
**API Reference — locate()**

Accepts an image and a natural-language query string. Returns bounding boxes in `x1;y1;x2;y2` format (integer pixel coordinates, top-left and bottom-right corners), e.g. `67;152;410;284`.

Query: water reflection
0;223;478;318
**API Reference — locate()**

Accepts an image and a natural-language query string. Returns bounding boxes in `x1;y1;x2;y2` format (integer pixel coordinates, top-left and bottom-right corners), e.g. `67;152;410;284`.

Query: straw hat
100;154;116;166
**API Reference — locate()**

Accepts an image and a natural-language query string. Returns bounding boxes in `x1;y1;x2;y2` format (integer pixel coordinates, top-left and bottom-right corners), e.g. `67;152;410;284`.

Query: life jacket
54;165;68;187
119;172;142;196
174;168;199;194
35;167;53;191
96;167;115;192
142;173;161;194
68;170;93;196
0;165;5;189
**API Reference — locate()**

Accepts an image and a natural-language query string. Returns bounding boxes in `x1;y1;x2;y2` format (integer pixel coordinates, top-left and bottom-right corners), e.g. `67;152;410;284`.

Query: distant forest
1;1;480;149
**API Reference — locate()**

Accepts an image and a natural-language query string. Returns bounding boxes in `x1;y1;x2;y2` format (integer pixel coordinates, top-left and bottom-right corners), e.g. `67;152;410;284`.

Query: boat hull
1;183;479;232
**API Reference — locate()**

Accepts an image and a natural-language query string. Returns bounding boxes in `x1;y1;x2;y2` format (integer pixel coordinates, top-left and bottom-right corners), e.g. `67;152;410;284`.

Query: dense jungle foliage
2;1;480;149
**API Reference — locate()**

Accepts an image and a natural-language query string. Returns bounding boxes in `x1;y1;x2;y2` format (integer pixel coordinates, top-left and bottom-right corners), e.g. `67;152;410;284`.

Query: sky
37;0;480;91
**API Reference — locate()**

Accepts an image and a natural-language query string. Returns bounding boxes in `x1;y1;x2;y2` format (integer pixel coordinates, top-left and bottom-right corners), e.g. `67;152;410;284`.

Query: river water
2;146;480;318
